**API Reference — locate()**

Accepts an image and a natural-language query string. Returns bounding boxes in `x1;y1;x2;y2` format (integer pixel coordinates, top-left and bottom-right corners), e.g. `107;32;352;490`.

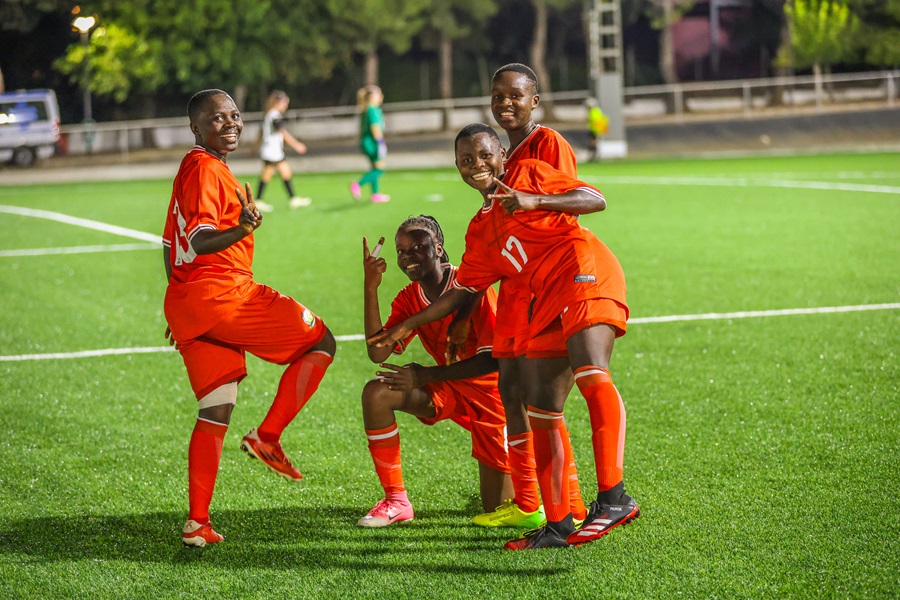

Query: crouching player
358;215;528;527
369;124;639;549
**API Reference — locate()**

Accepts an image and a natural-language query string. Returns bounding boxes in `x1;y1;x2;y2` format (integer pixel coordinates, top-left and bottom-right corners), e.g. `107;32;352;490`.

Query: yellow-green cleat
472;499;546;528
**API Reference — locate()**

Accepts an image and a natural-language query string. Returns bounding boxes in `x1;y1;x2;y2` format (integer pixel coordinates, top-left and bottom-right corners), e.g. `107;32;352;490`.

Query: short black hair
188;89;228;123
454;123;501;152
492;63;538;94
398;214;450;263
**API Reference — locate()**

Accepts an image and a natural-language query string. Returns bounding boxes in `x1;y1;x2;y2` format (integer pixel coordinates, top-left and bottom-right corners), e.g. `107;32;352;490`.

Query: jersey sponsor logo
302;308;315;327
574;274;596;283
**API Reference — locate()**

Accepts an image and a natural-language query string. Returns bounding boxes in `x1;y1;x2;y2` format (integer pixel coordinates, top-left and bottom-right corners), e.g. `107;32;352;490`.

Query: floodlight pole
587;0;627;159
80;29;92;123
73;16;97;153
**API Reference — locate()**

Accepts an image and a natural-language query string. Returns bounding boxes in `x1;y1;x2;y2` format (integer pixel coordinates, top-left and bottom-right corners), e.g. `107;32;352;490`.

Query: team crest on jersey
574;274;596;283
302;308;316;327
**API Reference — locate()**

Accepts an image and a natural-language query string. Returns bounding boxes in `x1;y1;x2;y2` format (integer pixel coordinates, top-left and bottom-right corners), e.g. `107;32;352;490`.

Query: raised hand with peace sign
488;176;545;213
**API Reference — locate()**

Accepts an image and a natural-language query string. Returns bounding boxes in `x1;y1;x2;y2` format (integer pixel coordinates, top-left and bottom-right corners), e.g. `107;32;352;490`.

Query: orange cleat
240;428;303;481
182;519;224;547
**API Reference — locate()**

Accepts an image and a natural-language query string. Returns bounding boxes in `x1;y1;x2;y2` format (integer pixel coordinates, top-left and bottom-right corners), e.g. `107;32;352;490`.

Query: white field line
2;303;897;362
0;205;161;243
0;243;160;257
580;176;900;195
400;172;900;194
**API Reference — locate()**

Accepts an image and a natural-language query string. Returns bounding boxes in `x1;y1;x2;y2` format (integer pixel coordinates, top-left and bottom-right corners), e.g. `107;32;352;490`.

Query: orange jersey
162;147;253;340
495;126;577;343
385;266;498;367
505;125;577;177
384;266;506;471
455;159;625;336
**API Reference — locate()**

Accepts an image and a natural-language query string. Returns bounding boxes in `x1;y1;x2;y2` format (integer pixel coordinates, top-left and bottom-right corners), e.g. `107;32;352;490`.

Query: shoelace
492;498;516;512
368;498;405;516
267;442;293;466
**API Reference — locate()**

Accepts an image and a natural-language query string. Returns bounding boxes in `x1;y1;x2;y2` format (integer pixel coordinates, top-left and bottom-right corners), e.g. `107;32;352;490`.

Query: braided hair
398;214;450;263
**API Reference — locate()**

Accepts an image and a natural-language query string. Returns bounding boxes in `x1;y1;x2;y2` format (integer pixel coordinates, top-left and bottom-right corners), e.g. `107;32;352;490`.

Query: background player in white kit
256;90;311;212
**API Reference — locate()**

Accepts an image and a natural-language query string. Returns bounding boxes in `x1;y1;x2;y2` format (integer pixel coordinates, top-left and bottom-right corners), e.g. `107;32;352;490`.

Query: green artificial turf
0;151;897;598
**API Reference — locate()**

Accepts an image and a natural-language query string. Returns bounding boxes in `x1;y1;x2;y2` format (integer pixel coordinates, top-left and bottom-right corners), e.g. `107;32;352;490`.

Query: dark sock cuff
597;481;626;505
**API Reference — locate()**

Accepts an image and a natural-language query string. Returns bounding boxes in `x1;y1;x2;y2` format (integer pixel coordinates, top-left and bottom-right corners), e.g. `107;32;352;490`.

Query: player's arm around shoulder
495;161;606;215
424;351;498;384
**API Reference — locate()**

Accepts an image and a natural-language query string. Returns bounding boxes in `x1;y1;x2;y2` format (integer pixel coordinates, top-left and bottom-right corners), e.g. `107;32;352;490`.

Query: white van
0;89;61;167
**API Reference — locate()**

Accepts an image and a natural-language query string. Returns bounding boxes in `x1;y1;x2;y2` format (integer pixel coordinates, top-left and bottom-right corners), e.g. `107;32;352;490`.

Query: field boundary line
3;303;897;362
0;242;160;257
400;173;900;194
628;303;900;323
0;205;161;243
580;176;900;195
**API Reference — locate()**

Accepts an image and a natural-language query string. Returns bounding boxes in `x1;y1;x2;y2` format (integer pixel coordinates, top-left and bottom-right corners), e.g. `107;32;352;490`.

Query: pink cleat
357;497;414;527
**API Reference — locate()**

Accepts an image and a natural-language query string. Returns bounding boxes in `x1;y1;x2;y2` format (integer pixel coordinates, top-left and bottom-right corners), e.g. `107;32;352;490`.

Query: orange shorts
177;281;327;399
526;297;628;359
420;379;509;473
492;280;530;359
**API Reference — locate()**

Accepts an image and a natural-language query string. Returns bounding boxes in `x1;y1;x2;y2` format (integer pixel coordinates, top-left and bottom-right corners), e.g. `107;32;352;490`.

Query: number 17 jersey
454;158;626;338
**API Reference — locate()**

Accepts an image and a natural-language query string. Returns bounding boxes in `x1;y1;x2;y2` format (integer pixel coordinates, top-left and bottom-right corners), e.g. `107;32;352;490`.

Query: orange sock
366;423;405;496
574;366;625;492
560;422;587;520
188;418;228;524
527;406;572;523
258;351;333;442
507;431;540;513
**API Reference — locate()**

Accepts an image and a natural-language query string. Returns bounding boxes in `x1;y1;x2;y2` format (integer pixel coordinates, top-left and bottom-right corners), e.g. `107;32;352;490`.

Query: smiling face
490;70;539;133
190;93;242;159
394;227;443;283
455;132;505;198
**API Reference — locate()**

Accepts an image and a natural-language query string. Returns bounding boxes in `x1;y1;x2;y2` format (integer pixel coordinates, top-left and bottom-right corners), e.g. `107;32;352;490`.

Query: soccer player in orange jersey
162;89;336;547
357;215;531;528
460;63;589;527
369;124;639;549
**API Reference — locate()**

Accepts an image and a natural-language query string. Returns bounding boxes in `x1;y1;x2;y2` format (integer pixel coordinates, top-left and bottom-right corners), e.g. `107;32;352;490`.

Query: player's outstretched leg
242;344;335;481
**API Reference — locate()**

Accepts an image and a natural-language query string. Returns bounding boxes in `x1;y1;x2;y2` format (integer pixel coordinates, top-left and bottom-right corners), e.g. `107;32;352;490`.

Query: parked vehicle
0;89;61;167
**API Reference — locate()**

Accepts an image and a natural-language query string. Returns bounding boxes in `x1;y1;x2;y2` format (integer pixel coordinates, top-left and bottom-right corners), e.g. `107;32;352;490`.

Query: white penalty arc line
2;303;897;362
0;205;161;243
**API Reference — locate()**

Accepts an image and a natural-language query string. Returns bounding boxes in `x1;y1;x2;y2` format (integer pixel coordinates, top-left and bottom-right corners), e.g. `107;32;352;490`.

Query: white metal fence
58;70;897;157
